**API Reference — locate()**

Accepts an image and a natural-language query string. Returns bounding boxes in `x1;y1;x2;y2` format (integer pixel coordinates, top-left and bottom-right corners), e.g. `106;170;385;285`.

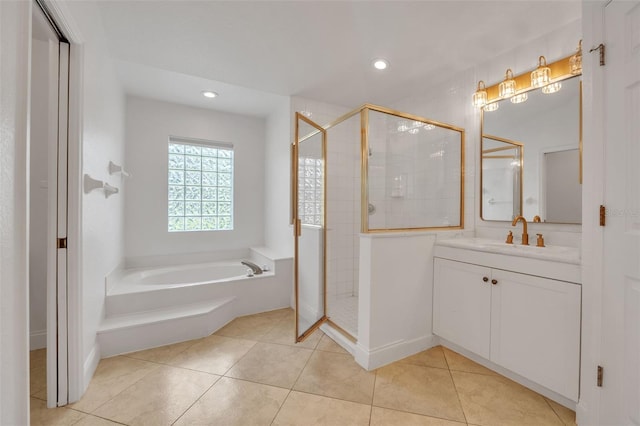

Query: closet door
32;1;70;407
599;1;640;423
293;113;327;342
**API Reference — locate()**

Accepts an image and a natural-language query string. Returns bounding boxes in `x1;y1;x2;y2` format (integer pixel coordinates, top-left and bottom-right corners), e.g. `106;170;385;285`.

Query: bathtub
100;253;293;357
114;261;258;292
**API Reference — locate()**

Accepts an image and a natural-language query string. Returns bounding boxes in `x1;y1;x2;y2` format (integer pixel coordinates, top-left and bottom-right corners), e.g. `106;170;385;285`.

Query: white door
600;1;640;424
32;1;70;407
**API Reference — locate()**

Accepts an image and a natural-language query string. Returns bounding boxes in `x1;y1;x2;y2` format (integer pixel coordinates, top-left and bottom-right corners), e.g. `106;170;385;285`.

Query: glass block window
298;157;323;226
168;138;234;232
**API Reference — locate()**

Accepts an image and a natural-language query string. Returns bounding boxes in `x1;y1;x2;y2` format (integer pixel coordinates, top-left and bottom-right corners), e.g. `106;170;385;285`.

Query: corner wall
0;1;32;423
62;0;127;390
264;98;293;256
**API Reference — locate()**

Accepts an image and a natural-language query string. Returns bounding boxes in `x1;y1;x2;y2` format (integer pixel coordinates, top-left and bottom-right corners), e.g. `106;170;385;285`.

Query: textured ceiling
97;1;581;116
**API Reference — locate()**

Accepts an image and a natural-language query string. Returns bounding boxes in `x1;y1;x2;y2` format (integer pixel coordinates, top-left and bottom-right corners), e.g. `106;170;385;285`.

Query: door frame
577;1;607;424
38;0;85;404
293;112;328;342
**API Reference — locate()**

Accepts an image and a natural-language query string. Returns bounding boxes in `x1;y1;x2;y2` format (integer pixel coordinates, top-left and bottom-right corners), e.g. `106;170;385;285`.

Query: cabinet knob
483;277;489;282
491;279;498;285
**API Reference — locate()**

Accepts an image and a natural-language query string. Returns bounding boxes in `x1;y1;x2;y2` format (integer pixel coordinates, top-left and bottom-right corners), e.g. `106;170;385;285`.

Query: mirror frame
479;50;582;223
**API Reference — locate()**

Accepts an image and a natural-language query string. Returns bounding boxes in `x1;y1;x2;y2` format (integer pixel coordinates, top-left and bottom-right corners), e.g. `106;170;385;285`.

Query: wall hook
83;174;104;194
109;161;130;178
103;183;119;198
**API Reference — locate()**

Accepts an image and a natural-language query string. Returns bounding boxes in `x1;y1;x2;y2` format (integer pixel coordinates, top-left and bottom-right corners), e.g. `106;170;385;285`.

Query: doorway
30;0;70;408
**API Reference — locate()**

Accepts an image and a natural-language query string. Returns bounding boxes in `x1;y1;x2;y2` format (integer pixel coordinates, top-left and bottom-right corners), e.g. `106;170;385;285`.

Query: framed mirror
481;75;581;223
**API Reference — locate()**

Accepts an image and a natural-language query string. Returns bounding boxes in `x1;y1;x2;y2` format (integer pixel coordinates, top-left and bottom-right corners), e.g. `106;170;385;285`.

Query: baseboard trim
439;338;577;410
83;343;100;395
30;330;47;350
354;334;438;371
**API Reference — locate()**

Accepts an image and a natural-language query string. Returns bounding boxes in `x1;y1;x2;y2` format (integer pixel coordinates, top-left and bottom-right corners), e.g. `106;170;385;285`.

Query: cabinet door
490;270;581;401
434;258;492;359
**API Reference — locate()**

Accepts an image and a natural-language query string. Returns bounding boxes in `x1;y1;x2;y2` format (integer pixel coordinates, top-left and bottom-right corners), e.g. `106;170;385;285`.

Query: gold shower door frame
292;105;466;343
326;103;465;233
293;113;328;343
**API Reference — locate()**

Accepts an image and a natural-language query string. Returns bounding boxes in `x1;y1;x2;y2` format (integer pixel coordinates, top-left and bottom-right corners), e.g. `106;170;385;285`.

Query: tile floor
30;308;577;426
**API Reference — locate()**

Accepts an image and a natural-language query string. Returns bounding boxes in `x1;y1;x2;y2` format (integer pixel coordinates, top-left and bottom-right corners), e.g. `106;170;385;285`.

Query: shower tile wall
326;116;360;335
367;112;462;230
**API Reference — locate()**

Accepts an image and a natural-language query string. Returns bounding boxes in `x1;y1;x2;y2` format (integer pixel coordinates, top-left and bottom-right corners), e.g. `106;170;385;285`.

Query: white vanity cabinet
433;241;581;402
433;259;492;359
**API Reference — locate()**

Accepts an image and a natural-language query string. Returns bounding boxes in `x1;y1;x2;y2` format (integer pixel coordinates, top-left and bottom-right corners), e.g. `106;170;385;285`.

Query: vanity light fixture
372;58;389;70
472;80;488;107
483;102;499;112
531;56;551;88
397;121;409;132
570;40;583;75
202;91;218;98
423;123;436;130
542;82;562;94
499;69;516;98
510;93;528;104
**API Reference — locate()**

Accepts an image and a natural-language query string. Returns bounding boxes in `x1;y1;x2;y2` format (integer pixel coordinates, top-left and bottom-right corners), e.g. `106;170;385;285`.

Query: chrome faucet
241;260;263;275
511;215;529;245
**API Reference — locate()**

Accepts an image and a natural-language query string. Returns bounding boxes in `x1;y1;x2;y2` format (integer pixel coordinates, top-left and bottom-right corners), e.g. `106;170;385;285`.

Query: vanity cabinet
434;256;581;401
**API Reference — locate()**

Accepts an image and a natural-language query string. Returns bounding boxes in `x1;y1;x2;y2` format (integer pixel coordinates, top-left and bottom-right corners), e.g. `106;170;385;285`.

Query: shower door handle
296;218;302;237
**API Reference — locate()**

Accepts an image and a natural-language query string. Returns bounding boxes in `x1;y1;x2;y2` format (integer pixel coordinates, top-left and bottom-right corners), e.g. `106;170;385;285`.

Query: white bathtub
99;251;293;357
117;261;255;290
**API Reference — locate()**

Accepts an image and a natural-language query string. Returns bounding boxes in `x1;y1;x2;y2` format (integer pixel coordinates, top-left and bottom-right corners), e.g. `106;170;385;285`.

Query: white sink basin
436;237;580;264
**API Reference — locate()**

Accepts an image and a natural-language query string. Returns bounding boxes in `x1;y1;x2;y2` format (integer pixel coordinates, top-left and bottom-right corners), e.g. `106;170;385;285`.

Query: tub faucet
241;260;263;275
511;215;529;246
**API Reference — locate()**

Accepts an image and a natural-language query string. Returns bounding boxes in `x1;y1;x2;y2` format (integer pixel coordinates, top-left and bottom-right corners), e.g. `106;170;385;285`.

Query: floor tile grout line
543;396;570;425
71;357;162;417
169;375;222;426
370;402;470;425
368;368;378;426
269;388;293;425
69;410;129;426
217;338;260;377
448;367;470;425
372;402;473;425
290;341;319;391
267;338;315;426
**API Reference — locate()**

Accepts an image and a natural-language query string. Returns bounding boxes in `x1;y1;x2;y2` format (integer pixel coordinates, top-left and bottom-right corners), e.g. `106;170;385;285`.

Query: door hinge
57;237;67;249
597;365;604;387
589;43;606;66
599;205;606;226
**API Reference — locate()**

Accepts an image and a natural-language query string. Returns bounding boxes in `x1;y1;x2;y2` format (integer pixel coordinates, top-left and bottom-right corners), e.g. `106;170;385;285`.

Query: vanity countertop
435;237;581;265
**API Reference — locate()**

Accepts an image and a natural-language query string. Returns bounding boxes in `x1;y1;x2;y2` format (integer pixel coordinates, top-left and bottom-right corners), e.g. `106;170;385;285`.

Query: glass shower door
293;113;327;342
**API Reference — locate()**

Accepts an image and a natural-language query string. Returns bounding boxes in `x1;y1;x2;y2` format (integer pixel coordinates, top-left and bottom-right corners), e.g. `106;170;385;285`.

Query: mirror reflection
481;76;581;223
481;136;523;221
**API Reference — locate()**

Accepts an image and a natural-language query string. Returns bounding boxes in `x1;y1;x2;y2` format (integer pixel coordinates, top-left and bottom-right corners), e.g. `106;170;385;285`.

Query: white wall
0;1;32;423
124;97;266;263
61;0;127;387
356;233;437;370
264;98;294;257
392;19;583;248
29;38;52;350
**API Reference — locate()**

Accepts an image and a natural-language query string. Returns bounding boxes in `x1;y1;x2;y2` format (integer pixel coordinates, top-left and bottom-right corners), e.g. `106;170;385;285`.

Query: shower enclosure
293;105;465;344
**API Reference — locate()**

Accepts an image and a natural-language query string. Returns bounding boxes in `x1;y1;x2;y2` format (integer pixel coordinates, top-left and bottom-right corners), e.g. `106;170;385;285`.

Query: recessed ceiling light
202;91;218;98
372;59;389;70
